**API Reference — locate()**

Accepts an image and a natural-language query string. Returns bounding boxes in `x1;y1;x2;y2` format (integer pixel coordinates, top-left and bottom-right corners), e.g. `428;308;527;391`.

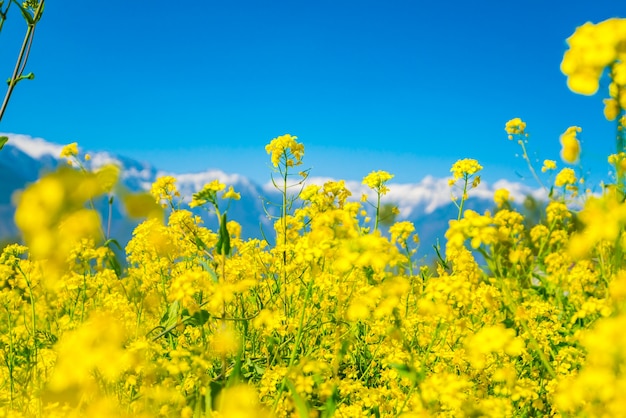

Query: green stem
457;176;469;221
272;276;314;412
0;1;13;32
0;0;44;123
374;192;381;231
6;305;15;409
518;138;547;191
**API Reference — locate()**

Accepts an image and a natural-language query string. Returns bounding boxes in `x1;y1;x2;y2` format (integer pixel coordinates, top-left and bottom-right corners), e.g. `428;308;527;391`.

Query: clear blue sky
0;1;623;187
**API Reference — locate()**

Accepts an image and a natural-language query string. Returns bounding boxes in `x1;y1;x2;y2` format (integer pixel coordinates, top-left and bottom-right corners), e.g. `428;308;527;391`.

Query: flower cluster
265;134;304;168
561;17;626;95
560;126;582;164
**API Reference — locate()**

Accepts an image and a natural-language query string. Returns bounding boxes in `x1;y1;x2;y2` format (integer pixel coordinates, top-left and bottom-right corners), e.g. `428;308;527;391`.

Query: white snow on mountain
1;132;546;221
270;174;548;219
2;132;64;160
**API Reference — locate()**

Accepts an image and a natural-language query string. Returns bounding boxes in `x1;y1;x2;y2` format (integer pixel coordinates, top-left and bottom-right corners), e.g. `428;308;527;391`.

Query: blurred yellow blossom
561;18;626;95
505;117;526;138
542;159;557;172
560;126;582;164
494;188;512;208
60;142;78;159
555;167;578;188
604;97;620;121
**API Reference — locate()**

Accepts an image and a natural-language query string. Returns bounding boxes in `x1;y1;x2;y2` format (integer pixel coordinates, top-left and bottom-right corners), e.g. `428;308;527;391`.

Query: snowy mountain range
0;133;546;260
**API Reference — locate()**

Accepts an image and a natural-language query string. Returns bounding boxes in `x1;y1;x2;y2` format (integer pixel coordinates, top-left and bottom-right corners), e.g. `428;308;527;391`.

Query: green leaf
320;385;339;417
104;238;124;278
388;363;421;383
104;238;123;251
191;309;210;326
216;212;231;255
0;136;8;150
161;300;180;330
208;381;224;410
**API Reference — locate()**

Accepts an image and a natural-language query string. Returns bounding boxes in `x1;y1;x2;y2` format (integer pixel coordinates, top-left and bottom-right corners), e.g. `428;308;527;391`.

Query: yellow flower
150;175;179;205
450;158;482;180
362;170;394;195
122;192;164;219
211;323;240;357
265;133;304;167
560;126;582;164
554;167;577;188
561;18;626;95
222;185;241;200
190;179;226;208
493;188;512;208
60;142;78;158
389;220;415;246
541;159;557;172
215;384;269;417
603;98;620;121
505;117;526;136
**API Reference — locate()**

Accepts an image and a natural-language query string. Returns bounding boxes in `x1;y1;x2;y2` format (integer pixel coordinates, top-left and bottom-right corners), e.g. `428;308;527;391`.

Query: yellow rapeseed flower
603;98;620;121
505;117;526;138
222;185;241;200
560;126;582;164
60;142;78;158
362;170;394;195
389;220;415;246
554;167;577;188
265;133;304;167
450;158;483;180
561;18;626;95
493;188;512;208
150;175;179;206
542;159;557;172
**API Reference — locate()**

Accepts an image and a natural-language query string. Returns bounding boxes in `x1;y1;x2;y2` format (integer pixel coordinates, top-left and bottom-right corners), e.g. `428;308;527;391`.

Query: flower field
2;18;626;418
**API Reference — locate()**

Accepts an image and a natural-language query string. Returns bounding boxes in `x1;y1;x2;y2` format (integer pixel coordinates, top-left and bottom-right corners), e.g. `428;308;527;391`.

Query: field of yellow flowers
2;18;626;418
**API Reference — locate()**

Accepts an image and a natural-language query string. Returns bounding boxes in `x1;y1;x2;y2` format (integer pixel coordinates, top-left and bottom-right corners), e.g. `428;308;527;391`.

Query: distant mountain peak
0;132;547;251
1;132;65;161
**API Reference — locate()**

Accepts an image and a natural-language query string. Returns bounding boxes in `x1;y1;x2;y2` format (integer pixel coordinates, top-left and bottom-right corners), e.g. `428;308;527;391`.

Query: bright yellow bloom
95;164;120;193
604;98;620;121
215;384;269;417
222;185;241;200
561;18;626;95
560;126;582;164
60;142;78;158
265;133;304;167
554;167;577;188
210;323;240;357
389;220;415;246
493;188;512;208
150;175;179;205
505;117;526;137
190;180;227;208
362;170;394;195
450;158;483;180
122;192;164;219
542;159;557;172
609;152;626;173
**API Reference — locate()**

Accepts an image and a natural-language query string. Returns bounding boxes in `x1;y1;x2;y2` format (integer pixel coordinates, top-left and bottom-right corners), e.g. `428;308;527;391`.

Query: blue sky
0;1;624;187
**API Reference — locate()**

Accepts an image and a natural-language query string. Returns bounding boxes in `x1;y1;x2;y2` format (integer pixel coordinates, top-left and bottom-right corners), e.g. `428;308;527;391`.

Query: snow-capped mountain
0;133;545;258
